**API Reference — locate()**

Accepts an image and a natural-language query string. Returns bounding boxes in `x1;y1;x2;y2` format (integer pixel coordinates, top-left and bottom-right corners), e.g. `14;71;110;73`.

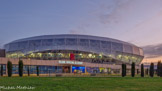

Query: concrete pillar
70;65;72;73
120;68;122;74
6;64;7;76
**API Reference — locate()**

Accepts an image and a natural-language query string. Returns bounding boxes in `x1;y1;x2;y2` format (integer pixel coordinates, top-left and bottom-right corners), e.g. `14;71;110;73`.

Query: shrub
7;61;12;77
1;65;3;76
141;64;144;77
124;64;127;76
18;60;23;77
27;66;30;76
36;66;39;76
122;64;127;77
131;62;135;77
149;63;154;77
157;61;161;76
160;63;162;77
122;64;125;77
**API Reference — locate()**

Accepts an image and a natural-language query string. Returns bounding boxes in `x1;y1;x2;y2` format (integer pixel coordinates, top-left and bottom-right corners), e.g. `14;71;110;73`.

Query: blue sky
1;0;162;48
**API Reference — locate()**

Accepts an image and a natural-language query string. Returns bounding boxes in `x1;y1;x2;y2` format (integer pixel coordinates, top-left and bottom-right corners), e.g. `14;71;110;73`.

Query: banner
70;53;75;60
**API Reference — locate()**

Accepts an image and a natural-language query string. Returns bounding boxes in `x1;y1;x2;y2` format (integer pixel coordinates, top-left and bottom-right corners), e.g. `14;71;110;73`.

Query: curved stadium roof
4;34;144;57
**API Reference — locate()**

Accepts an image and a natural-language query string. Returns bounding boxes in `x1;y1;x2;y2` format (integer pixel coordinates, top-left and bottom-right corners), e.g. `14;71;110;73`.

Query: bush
27;66;30;76
18;60;23;77
160;63;162;77
131;62;135;77
149;63;154;77
1;65;3;76
122;64;126;77
157;61;161;76
36;66;39;76
124;64;127;76
141;64;144;77
122;64;125;77
7;61;12;77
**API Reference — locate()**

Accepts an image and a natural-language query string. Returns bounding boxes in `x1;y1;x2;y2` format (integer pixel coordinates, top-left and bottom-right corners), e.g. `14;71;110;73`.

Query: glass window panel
90;40;100;48
112;42;123;52
29;40;41;48
18;41;28;50
133;47;140;55
9;43;19;50
123;44;133;53
66;38;77;45
101;41;111;49
42;39;53;46
79;39;89;47
53;39;65;46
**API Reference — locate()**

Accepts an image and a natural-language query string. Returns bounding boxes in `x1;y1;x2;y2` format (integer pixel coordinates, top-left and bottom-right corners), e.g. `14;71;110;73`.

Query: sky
0;0;162;62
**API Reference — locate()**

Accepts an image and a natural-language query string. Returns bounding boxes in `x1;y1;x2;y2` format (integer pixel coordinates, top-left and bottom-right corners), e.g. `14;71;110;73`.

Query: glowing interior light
88;54;92;57
99;54;102;57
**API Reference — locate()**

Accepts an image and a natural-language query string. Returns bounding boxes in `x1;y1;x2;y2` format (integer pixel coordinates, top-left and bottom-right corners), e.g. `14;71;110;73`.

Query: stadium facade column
6;64;8;76
70;65;72;73
120;68;122;74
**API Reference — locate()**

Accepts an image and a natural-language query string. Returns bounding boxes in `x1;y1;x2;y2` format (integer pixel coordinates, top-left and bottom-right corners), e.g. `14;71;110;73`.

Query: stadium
1;34;144;75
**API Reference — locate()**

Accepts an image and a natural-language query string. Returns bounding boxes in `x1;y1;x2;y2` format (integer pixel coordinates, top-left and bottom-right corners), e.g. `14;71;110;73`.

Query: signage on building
58;60;83;65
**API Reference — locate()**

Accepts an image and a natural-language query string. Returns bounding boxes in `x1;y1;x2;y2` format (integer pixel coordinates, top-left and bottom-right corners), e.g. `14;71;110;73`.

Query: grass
0;77;162;91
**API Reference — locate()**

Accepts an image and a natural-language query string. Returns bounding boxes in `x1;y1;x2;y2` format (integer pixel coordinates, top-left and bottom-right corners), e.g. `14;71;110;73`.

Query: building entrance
63;66;70;73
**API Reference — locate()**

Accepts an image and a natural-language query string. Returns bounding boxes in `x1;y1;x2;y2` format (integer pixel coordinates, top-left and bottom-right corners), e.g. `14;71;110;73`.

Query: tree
131;62;135;77
36;66;39;76
157;61;161;76
27;66;30;76
18;60;23;77
124;64;127;76
122;64;127;77
149;63;154;77
7;61;12;77
141;64;144;77
160;63;162;77
122;64;125;77
1;65;3;76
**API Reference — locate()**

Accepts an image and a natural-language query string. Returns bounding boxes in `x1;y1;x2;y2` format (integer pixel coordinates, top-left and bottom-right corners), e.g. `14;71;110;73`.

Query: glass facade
42;39;53;46
112;42;123;52
0;64;123;75
12;65;63;74
79;39;89;47
5;35;144;65
72;66;85;73
0;64;6;75
86;67;114;74
86;67;100;73
54;39;65;46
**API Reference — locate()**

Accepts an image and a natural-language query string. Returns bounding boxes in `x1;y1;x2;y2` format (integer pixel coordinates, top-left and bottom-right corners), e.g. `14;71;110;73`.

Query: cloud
69;29;81;34
68;0;132;34
97;0;133;24
68;23;90;34
69;0;162;47
142;44;162;58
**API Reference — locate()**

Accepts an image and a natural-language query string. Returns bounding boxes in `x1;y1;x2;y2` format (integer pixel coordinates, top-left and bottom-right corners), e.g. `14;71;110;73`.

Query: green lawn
0;77;162;91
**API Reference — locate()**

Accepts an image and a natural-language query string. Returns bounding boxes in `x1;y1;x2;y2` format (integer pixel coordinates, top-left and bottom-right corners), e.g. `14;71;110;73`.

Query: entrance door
63;66;70;73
